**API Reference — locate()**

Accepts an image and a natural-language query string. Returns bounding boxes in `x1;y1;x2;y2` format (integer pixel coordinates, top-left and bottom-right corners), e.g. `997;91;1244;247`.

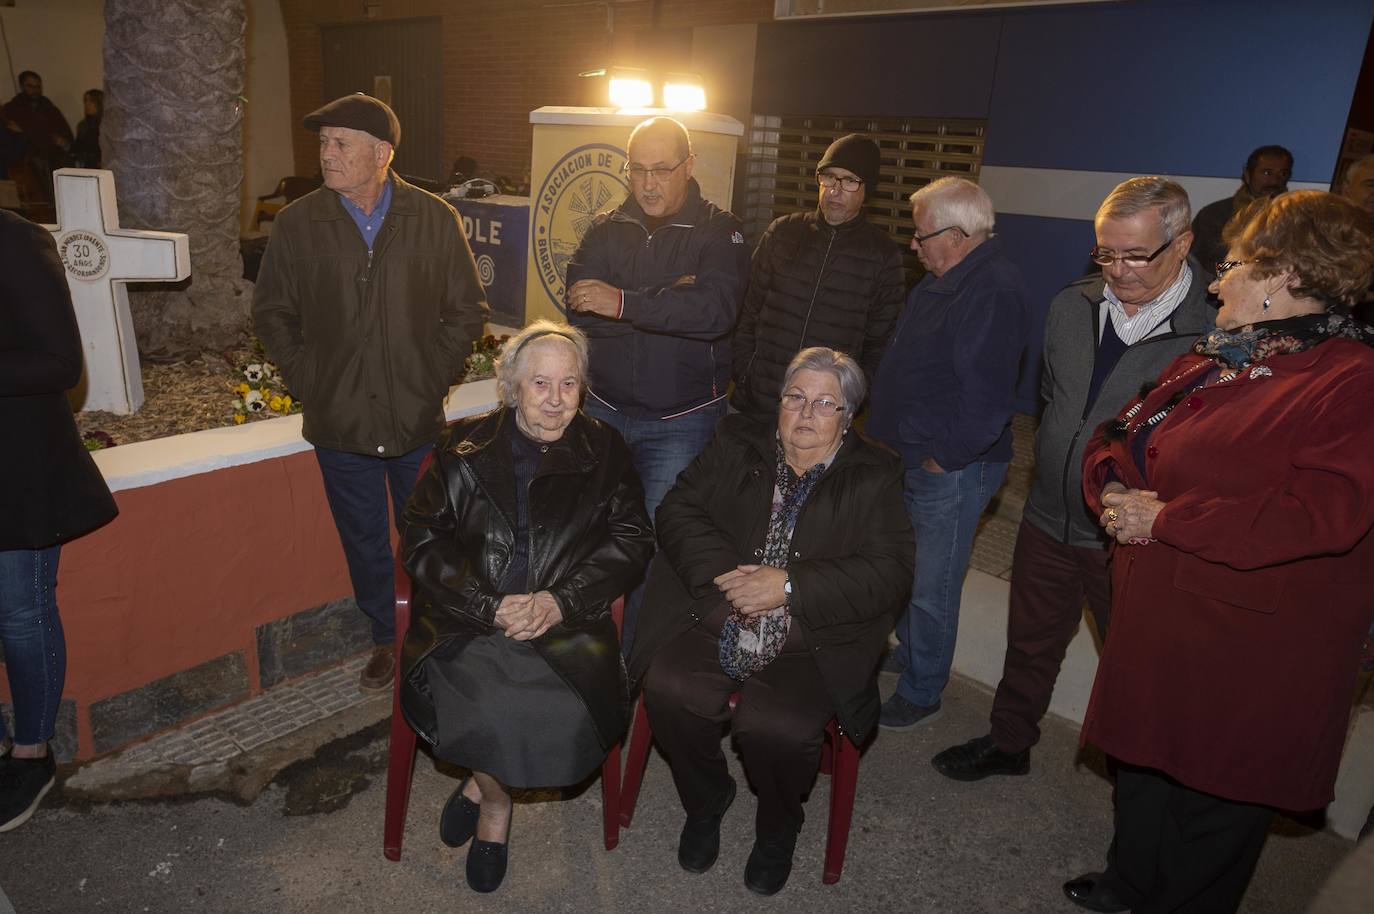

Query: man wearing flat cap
253;93;488;692
730;134;904;421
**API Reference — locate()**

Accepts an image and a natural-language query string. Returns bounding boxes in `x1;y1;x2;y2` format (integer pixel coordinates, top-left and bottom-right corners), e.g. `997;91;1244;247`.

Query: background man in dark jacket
867;177;1031;730
566;116;749;651
1191;144;1292;280
253;94;488;692
729;134;904;420
2;71;72;201
0;210;117;830
931;177;1213;783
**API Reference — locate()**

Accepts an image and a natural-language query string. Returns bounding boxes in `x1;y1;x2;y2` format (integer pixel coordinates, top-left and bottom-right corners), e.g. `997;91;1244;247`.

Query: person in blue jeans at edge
565;115;750;652
866;177;1031;729
0;209;119;830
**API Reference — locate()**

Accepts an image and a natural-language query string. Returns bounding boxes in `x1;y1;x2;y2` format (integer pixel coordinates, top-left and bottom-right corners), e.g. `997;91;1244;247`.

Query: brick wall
279;0;772;181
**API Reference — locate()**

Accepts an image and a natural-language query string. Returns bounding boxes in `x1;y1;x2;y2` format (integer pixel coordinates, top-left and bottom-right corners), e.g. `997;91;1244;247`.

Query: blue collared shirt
338;177;392;251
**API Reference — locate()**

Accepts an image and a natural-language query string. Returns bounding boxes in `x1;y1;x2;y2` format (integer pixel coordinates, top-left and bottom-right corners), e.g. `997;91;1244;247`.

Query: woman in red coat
1065;191;1374;914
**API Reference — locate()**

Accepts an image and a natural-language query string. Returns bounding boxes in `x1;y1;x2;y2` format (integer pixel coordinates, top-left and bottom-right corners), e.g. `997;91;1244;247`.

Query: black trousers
642;620;833;839
1102;763;1274;914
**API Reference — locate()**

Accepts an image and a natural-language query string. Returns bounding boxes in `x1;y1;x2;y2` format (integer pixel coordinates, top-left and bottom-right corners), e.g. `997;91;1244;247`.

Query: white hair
909;176;995;239
494;320;589;407
1096;176;1192;239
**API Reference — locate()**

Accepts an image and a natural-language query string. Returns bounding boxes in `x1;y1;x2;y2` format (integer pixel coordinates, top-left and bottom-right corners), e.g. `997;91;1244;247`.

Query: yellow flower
234;413;246;425
235;383;250;396
283;395;294;410
269;396;284;412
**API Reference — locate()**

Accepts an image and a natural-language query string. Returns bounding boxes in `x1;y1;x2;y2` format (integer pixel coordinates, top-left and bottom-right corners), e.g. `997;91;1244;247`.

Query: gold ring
1106;509;1119;524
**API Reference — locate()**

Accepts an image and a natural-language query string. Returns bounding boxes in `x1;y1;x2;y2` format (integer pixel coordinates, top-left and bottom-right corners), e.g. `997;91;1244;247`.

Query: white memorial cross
45;168;191;414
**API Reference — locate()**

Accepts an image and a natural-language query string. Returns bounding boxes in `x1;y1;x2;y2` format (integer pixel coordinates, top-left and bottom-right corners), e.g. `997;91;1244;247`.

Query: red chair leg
822;723;860;885
601;742;622;850
618;697;653;829
383;687;418;861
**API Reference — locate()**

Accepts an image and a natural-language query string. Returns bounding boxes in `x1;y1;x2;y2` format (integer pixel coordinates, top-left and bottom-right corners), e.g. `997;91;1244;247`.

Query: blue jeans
893;460;1008;707
0;545;64;746
584;398;727;652
315;443;431;645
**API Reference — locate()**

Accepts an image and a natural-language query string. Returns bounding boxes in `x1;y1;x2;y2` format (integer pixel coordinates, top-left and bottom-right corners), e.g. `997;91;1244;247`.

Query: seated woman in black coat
398;320;654;893
628;347;915;896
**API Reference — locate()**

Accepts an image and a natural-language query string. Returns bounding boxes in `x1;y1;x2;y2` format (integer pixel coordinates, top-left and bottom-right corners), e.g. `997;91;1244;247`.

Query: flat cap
304;93;400;148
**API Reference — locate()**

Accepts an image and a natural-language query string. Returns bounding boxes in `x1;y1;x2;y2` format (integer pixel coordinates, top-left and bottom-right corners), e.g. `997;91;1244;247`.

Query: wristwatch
782;574;793;604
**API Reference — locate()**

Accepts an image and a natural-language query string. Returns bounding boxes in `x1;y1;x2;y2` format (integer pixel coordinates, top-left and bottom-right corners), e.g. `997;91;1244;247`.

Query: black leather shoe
439;777;480;847
1063;872;1129;913
677;778;736;874
744;832;797;896
466;838;509;893
931;735;1030;782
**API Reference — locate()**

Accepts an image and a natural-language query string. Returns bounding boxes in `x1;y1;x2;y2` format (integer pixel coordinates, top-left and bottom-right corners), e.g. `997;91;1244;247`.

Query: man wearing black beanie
730;134;904;421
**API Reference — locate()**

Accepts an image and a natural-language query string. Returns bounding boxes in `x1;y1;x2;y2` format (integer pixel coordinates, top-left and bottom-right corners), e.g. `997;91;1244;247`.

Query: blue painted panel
448;196;530;326
985;0;1373;181
995;213;1100;411
753;15;1000;119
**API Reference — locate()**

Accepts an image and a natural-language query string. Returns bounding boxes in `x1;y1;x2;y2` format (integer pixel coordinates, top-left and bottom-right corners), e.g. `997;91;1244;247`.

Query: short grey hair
781;347;867;424
1343;154;1374;191
1097;176;1192;240
494;320;589;407
909;176;995;239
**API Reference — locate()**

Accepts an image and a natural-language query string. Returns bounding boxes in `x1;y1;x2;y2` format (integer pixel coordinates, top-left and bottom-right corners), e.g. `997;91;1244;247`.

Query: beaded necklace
1111;361;1241;438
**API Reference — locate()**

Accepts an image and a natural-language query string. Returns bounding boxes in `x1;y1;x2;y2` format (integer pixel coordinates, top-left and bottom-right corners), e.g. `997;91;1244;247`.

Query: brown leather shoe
358;644;396;693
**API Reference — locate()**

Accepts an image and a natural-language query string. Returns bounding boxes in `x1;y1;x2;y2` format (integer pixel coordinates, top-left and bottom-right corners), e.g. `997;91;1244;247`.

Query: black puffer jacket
730;209;905;419
627;415;914;743
399;408;655;752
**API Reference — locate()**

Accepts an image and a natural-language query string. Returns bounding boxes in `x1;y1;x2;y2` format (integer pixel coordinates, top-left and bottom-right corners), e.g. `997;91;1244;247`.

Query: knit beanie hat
817;134;881;197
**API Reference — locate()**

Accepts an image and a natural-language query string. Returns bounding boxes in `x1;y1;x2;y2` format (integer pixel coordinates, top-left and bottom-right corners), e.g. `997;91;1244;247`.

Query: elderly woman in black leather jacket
629;347;915;896
398;320;653;894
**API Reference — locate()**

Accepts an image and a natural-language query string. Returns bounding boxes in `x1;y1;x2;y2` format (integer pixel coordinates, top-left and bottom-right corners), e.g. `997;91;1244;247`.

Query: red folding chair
616;692;862;885
381;452;624;858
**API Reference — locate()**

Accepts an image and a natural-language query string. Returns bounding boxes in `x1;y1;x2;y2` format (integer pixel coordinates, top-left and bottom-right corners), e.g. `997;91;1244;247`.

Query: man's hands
714;564;788;616
494;591;564;640
567;279;622;318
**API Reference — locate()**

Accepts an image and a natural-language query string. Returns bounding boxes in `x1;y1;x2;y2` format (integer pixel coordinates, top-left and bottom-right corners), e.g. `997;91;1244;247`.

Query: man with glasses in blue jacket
566;116;749;652
867;176;1031;731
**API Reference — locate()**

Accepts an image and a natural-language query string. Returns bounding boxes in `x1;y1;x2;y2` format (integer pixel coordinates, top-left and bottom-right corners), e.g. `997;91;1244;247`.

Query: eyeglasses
817;172;863;192
1214;259;1256;279
623;155;691;183
1089;237;1174;267
913;225;963;246
780;393;846;418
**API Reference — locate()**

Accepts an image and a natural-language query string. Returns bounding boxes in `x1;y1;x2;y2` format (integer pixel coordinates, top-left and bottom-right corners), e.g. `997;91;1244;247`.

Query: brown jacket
252;172;488;456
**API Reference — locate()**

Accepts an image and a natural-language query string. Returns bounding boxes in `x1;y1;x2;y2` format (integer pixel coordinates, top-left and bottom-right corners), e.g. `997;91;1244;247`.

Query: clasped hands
713;564;788;617
494;591;563;640
1099;481;1165;545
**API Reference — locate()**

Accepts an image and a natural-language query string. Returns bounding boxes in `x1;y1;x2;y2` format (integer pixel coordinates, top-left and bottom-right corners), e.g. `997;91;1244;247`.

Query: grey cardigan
1023;265;1214;548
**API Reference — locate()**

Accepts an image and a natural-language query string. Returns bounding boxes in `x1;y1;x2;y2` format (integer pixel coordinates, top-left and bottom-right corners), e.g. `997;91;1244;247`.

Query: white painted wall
0;0;104;130
241;0;294;236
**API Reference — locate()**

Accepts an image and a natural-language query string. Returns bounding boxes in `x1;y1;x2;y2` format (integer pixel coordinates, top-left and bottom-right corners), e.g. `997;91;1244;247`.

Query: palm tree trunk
103;0;249;359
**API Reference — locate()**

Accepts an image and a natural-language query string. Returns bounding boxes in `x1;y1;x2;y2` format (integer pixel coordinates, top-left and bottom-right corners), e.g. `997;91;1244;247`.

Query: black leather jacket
627;414;914;743
399;407;654;751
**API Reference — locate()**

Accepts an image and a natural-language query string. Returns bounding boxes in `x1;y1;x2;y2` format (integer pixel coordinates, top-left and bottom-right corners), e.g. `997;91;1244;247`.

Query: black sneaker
677;777;736;873
878;694;942;730
931;735;1030;781
0;753;56;832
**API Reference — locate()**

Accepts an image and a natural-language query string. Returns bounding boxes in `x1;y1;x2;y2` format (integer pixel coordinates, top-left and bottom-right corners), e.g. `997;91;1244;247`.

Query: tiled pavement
107;657;373;771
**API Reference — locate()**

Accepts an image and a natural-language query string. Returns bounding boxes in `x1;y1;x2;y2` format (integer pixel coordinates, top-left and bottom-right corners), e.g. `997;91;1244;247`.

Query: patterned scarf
1193;311;1374;369
718;441;830;681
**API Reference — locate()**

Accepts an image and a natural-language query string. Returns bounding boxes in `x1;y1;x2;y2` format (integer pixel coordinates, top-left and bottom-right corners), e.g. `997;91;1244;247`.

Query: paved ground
0;669;1360;914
